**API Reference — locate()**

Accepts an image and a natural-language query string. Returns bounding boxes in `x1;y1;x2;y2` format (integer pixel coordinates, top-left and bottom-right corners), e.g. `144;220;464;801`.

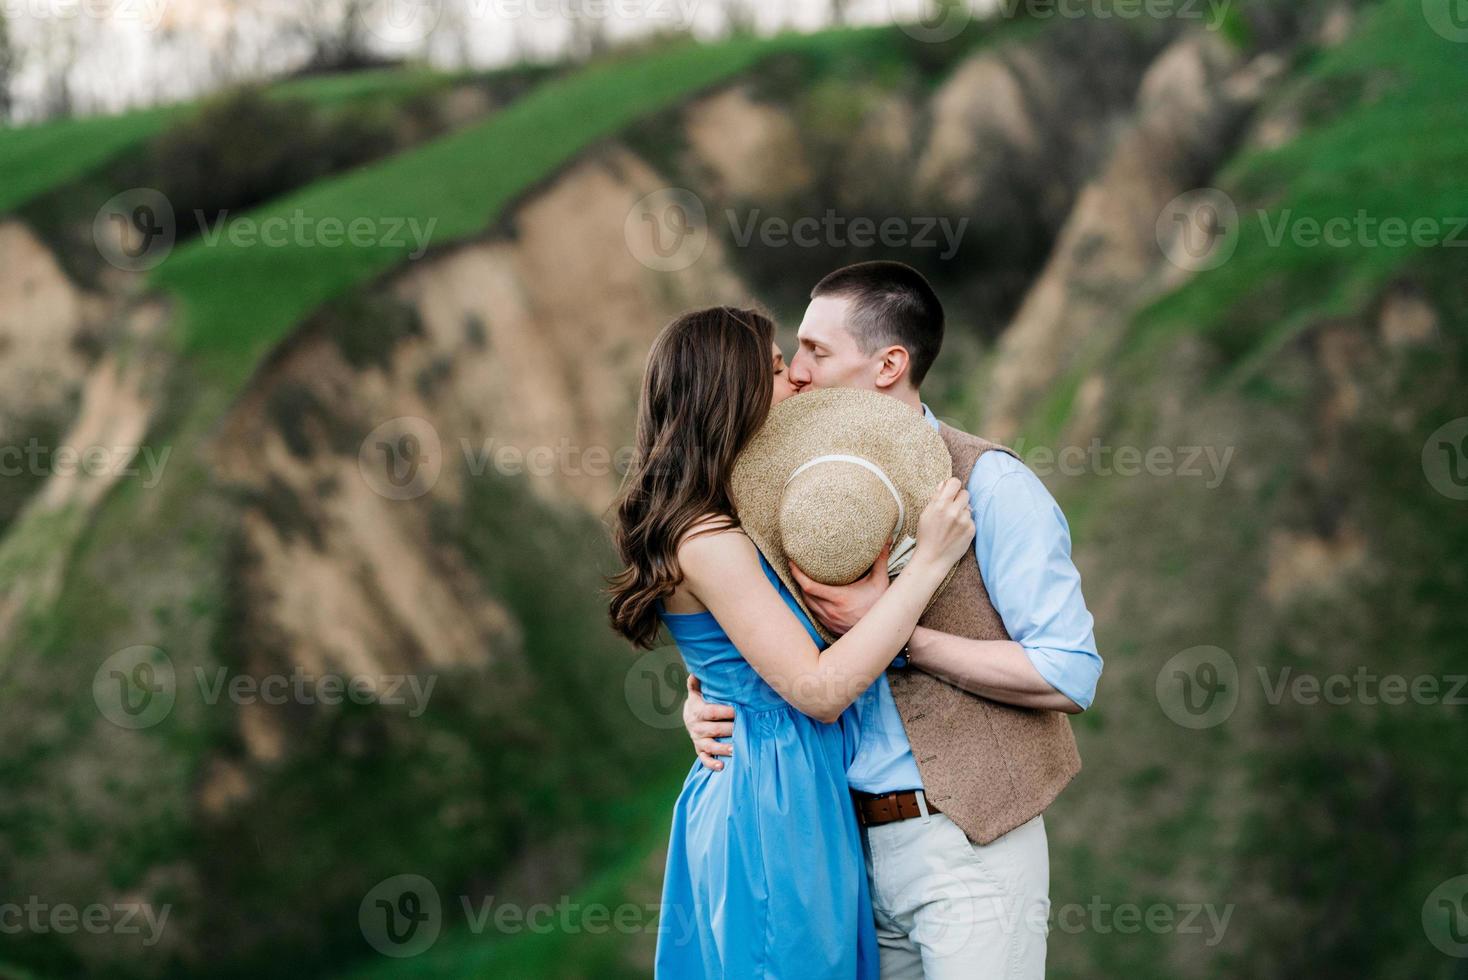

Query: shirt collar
921;403;941;432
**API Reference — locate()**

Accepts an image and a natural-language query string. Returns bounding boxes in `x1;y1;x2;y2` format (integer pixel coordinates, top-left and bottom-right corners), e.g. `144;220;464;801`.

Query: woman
608;306;973;979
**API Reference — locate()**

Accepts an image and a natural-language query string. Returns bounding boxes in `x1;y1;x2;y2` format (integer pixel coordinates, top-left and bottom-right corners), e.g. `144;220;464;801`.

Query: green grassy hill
0;24;1011;980
153;39;775;376
0;68;501;216
1023;2;1468;975
1;2;1463;977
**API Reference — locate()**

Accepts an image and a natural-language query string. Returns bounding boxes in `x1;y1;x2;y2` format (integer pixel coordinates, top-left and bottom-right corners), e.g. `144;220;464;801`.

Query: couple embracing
608;262;1101;979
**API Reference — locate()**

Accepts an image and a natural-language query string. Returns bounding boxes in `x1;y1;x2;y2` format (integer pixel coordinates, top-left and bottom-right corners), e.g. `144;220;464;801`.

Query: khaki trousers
859;802;1050;979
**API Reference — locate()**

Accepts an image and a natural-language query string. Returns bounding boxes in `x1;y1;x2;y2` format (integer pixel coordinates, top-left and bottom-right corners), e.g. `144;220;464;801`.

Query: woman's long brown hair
608;306;776;649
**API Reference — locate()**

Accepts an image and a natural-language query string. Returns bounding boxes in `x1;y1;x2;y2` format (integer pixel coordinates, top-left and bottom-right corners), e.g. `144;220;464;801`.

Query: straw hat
729;388;958;640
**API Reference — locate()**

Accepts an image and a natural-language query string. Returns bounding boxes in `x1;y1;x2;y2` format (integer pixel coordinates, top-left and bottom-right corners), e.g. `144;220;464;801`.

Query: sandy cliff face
0;221;102;439
391;147;749;511
3;11;1405;976
209;145;749;767
684;86;816;202
982;32;1286;440
0;127;754;976
0;215;172;643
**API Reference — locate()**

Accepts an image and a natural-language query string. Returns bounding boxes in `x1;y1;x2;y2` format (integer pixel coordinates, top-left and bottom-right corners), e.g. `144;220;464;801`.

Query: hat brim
730;388;959;643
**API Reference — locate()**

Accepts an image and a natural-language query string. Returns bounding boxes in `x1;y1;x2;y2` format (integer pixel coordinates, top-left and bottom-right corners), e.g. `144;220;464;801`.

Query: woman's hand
913;477;974;572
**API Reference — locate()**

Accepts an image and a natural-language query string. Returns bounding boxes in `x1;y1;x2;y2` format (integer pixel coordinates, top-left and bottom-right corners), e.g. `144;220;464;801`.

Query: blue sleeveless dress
654;554;878;979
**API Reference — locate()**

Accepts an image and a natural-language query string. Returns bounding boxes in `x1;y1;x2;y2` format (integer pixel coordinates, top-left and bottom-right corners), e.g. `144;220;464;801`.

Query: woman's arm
679;478;973;723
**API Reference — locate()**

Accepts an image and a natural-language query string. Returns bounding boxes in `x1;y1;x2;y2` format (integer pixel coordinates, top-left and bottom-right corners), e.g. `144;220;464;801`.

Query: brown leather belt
852;790;938;827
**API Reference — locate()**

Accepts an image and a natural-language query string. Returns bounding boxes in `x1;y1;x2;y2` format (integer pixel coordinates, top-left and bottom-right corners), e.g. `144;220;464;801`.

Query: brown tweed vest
886;423;1082;845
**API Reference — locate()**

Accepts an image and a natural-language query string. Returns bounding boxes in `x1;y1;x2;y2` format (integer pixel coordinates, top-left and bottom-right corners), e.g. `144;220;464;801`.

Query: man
682;260;1101;978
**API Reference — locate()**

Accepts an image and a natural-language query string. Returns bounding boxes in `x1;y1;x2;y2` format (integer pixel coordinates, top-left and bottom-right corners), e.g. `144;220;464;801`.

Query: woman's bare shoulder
677;516;754;570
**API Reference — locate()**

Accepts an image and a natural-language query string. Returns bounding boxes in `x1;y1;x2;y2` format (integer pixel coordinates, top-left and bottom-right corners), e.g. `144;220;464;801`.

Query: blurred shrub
120;89;404;241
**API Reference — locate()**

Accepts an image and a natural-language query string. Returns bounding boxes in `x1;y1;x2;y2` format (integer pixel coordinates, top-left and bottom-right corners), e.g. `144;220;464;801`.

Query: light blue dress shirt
845;405;1101;795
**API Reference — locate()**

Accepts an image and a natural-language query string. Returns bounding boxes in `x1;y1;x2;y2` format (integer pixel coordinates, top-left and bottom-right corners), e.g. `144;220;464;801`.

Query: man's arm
796;453;1101;714
683;674;734;771
791;588;1082;712
913;454;1100;712
904;629;1082;713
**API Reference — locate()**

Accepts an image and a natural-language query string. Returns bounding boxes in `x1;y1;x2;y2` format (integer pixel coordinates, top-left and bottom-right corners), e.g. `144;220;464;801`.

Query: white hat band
784;453;905;543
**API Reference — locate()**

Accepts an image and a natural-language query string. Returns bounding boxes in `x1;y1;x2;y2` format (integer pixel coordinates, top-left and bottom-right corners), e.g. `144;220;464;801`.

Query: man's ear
873;345;912;392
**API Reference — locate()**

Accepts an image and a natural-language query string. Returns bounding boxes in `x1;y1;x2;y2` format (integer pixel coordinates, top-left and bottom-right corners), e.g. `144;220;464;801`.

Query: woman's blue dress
654;554;878;979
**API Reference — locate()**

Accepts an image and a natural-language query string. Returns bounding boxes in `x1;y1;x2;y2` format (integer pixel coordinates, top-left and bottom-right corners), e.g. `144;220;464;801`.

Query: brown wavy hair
608;306;777;649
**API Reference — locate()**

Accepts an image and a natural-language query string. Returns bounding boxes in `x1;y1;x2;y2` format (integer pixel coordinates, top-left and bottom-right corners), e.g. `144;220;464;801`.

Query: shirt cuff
1022;645;1100;711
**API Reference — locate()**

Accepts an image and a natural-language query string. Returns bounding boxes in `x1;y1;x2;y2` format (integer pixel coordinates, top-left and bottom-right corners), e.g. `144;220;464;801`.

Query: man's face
789;295;883;393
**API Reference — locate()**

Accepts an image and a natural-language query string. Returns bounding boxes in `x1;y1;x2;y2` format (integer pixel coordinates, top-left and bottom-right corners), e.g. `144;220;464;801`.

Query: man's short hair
810;260;944;387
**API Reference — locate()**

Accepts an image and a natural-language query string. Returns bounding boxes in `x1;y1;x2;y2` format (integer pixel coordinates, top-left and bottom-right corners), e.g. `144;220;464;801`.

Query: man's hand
788;542;891;636
683;674;734;771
